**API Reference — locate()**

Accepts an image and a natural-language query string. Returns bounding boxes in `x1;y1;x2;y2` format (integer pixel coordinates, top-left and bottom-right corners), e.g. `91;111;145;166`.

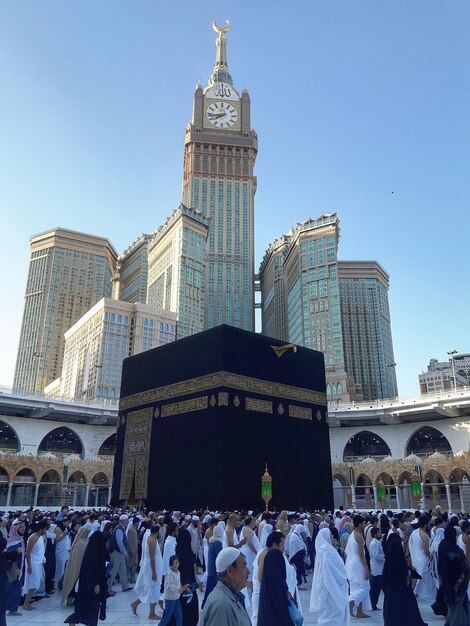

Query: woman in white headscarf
259;524;273;550
289;524;307;588
310;527;350;626
429;526;445;590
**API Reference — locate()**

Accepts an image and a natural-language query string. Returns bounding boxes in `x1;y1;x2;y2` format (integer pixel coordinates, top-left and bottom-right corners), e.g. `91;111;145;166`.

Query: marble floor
6;578;446;626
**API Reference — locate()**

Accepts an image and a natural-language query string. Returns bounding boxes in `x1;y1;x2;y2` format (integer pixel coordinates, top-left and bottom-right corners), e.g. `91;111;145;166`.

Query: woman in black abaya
173;528;198;626
438;525;470;626
382;532;427;626
65;531;107;626
257;547;292;626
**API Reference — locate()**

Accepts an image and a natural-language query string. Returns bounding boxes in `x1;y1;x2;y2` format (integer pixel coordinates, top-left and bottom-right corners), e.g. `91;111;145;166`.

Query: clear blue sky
1;1;468;396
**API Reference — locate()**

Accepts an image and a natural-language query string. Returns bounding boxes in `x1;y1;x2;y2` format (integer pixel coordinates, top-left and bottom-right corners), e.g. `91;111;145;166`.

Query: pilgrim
438;525;470;626
64;531;107;626
344;515;371;618
131;525;163;620
309;527;349;626
22;520;47;611
382;532;427;626
408;516;436;604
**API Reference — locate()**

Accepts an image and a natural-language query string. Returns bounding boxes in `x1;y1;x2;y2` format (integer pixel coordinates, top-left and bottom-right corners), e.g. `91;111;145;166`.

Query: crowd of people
0;504;468;625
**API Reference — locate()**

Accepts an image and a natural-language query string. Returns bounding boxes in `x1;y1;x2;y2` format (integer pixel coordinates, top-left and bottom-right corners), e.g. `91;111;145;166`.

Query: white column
395;486;401;510
445;483;452;513
95;488;99;508
107;485;112;506
459;486;465;513
350;483;356;509
373;486;379;509
33;483;40;507
6;483;12;507
85;485;90;508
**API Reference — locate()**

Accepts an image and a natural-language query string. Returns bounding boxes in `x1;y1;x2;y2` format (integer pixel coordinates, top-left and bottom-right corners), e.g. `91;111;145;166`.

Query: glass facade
338;264;398;400
146;205;208;340
14;230;116;395
60;299;176;402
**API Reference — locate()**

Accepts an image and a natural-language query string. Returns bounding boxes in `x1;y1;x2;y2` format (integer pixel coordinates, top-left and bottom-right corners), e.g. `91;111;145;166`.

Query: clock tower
182;20;258;331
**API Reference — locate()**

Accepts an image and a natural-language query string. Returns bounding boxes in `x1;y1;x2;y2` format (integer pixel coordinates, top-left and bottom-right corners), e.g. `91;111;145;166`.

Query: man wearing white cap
108;514;133;593
188;516;201;556
200;547;251;626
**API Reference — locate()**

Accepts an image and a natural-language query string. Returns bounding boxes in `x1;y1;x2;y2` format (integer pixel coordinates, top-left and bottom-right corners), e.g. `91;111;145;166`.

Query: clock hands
207;111;226;120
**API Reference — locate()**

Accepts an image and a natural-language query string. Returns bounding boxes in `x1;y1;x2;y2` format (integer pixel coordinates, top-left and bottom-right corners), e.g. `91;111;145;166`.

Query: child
159;555;188;626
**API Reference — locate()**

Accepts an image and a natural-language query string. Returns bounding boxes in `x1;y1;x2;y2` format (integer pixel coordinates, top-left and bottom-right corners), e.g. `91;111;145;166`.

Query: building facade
419;354;470;394
46;298;176;402
338;261;398;400
1;387;470;511
147;204;209;339
260;215;398;403
14;228;117;395
118;234;153;304
260;214;356;403
181;22;257;332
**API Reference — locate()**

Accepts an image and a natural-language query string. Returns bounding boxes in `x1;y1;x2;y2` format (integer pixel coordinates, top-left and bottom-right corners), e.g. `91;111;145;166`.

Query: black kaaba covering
112;325;332;511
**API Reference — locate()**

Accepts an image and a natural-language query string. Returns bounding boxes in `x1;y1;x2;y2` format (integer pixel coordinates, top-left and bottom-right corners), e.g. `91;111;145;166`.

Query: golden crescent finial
212;19;231;36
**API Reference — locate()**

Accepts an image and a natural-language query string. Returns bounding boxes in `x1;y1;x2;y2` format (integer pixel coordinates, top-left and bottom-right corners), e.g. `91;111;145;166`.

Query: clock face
205;101;239;128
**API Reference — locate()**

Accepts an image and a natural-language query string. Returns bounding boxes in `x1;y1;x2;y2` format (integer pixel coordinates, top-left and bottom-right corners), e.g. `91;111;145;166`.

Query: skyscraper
14;228;117;394
338;261;398;400
259;214;398;402
118;234;153;304
53;298;176;402
260;214;357;403
146;204;209;339
181;21;257;331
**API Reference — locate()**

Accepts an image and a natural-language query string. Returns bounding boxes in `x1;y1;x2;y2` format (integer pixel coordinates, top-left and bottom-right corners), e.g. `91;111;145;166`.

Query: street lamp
447;350;458;390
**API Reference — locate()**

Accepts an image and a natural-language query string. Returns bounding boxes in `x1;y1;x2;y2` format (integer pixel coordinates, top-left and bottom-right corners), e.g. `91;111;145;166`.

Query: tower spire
209;19;233;86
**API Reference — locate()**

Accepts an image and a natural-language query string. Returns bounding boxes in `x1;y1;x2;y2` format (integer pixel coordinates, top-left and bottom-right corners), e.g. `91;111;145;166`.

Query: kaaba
112;325;333;511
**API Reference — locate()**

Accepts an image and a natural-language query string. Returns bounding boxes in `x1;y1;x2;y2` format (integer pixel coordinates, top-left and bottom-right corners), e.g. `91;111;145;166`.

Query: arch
0;467;9;482
91;472;109;486
40;469;61;483
0;420;21;452
333;473;349;487
343;431;391;462
68;471;87;484
38;427;84;458
449;468;470;483
398;471;414;509
424;469;446;509
14;468;36;482
38;469;61;507
398;471;413;485
406;426;452;457
449;468;470;510
425;469;445;484
98;434;116;458
11;468;35;507
356;473;374;507
376;472;394;486
356;473;373;487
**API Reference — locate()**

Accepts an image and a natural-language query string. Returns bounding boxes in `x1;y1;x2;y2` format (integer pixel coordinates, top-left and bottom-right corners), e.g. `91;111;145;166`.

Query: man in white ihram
345;515;371;619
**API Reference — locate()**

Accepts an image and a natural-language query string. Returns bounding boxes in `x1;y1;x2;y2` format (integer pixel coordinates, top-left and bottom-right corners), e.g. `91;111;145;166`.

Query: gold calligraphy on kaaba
161;396;208;417
218;392;229;406
119;371;326;411
119;407;152;501
288;405;313;420
246;397;273;414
